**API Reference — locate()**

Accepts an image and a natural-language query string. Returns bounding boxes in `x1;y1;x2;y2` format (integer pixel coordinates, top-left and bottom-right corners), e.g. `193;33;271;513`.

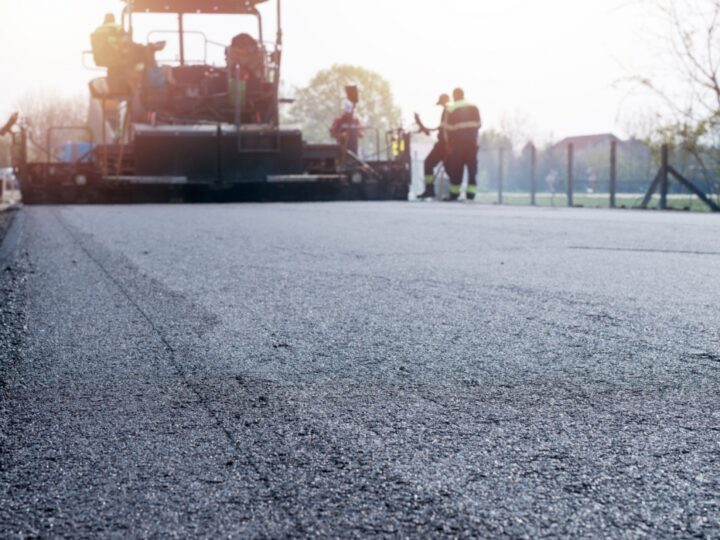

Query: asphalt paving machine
15;0;411;203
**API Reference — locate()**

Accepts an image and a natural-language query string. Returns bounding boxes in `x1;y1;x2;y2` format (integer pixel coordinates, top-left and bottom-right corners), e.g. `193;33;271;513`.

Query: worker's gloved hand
149;41;167;52
414;113;431;136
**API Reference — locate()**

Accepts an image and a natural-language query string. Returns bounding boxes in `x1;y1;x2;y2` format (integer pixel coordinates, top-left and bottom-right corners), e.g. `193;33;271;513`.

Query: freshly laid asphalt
1;203;719;538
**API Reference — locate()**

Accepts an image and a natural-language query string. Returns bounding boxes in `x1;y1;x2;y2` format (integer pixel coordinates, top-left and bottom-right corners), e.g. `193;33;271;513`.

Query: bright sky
0;0;663;141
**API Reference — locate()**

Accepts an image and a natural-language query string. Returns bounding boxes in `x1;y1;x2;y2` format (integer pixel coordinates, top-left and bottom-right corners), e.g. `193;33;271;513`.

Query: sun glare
1;0;663;138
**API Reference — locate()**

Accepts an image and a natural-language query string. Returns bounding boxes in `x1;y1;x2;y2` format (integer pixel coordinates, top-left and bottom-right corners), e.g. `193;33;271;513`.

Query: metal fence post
567;143;574;207
660;144;669;210
530;143;537;206
216;124;223;183
498;147;504;205
610;140;617;208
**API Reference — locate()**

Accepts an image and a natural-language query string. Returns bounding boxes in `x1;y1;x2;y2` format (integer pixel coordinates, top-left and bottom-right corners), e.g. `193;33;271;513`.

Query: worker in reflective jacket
91;13;165;70
416;93;450;199
97;13;122;37
443;88;482;201
91;14;124;63
331;100;365;168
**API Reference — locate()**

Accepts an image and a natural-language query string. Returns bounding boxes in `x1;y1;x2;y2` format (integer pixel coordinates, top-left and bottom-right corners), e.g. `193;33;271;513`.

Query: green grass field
471;192;719;213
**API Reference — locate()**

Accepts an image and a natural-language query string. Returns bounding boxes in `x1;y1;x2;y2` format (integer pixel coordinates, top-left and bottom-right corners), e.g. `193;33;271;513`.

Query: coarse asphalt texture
1;203;719;538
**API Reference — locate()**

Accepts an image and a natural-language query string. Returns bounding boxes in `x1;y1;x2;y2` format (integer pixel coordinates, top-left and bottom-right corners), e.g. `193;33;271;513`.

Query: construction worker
331;100;364;156
416;93;450;199
91;13;166;97
98;13;122;34
91;14;125;66
444;88;481;201
92;13;165;69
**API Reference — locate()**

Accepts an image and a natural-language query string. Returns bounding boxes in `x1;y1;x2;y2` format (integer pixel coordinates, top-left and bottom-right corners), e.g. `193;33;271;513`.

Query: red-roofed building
552;133;622;152
547;134;653;193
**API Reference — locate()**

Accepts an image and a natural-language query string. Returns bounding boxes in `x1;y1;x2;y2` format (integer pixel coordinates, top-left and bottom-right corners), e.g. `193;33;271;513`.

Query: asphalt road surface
1;203;719;538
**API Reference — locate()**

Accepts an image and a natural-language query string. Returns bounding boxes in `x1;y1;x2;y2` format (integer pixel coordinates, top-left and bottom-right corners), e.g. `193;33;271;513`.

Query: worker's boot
466;192;476;201
444;185;461;201
417;185;435;199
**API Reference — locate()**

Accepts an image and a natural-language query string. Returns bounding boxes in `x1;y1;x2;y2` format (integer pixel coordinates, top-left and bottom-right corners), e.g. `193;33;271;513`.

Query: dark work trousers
423;141;446;184
446;143;478;195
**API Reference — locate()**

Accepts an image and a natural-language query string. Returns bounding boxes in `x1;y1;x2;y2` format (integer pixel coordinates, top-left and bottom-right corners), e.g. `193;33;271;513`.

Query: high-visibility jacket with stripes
443;100;481;146
95;22;122;39
92;21;124;53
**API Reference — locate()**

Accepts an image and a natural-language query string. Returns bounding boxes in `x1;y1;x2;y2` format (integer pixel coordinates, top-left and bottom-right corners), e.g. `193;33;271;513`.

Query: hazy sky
0;0;663;141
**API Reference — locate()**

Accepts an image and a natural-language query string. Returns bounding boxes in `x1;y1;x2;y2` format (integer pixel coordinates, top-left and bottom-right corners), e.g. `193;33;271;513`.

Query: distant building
551;133;622;153
549;134;654;193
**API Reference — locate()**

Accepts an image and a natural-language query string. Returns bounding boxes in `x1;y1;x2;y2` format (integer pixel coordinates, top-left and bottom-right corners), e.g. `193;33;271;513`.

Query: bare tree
499;110;536;154
637;0;720;192
15;90;89;162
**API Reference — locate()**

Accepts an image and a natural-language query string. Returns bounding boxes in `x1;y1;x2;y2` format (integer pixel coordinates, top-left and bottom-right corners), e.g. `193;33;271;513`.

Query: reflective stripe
449;184;462;195
424;175;434;185
467;184;478;194
444;101;481;139
445;100;475;113
96;22;122;33
445;121;482;132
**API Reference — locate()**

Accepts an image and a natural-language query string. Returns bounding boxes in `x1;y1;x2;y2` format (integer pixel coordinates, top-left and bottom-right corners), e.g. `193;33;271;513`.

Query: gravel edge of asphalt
0;208;29;455
0;207;16;246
